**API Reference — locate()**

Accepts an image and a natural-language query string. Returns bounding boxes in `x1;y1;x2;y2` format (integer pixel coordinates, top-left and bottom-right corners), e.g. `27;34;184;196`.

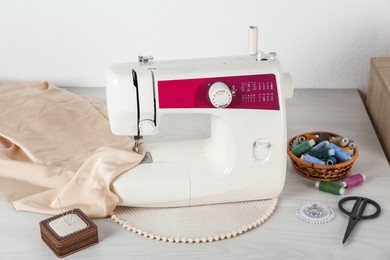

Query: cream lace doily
111;198;278;243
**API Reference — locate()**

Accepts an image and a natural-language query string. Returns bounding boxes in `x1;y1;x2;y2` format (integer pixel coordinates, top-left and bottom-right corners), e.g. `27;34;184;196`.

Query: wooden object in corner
39;208;98;258
367;57;390;163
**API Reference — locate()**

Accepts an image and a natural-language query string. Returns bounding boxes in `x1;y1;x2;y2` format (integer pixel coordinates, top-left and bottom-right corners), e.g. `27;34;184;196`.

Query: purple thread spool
340;173;366;188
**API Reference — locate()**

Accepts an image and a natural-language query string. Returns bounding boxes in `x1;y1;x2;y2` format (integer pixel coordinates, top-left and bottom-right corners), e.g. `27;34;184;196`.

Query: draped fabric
0;81;144;218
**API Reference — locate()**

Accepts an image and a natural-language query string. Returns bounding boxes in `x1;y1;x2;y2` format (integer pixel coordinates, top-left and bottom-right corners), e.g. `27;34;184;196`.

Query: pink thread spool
340;173;366;188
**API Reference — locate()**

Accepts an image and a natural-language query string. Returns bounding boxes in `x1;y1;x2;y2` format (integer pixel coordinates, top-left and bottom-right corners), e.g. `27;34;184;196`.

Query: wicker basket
287;131;358;181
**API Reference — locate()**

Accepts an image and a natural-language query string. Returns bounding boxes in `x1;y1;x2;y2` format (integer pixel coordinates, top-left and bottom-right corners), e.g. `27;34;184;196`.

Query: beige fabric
0;81;144;218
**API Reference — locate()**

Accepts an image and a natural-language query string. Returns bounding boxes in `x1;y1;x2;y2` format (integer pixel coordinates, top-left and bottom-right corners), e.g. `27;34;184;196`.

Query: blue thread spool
301;154;326;165
326;156;337;165
311;140;329;151
291;140;315;157
315;181;345;195
326;143;351;162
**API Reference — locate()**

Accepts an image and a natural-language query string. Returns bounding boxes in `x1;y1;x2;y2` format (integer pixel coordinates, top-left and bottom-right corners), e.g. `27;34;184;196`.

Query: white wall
1;0;389;92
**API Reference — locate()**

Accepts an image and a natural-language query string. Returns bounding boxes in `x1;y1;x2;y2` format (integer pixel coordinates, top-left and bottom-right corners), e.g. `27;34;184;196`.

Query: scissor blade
343;218;359;244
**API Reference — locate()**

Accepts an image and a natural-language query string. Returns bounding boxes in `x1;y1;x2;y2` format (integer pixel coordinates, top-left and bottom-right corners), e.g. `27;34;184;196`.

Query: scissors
338;196;381;244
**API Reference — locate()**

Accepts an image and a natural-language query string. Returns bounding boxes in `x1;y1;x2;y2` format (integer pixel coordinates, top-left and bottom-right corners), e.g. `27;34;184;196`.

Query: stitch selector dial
208;82;232;108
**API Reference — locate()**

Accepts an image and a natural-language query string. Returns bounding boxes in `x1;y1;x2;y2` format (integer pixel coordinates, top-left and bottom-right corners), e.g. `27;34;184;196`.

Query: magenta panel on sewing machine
158;74;279;110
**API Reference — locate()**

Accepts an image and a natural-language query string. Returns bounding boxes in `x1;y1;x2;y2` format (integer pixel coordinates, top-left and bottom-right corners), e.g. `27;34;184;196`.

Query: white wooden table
1;89;389;259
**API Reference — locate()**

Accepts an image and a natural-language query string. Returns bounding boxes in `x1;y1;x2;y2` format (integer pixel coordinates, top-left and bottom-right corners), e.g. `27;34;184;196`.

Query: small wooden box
367;57;390;163
39;208;98;258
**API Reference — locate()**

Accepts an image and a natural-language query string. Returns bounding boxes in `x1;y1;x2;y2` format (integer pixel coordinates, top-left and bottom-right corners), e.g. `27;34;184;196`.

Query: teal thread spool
291;139;315;157
326;156;337;165
315;181;345;195
308;148;335;159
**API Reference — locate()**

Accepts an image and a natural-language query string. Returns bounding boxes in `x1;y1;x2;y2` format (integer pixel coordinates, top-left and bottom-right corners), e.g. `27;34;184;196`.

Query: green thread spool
291;139;315;157
315;181;345;195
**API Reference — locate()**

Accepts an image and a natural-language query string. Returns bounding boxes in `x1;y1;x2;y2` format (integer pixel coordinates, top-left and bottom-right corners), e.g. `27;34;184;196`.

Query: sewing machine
106;27;293;207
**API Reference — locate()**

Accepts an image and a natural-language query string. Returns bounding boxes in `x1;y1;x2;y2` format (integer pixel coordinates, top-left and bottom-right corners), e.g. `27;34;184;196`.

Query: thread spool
248;26;258;56
315;181;345;195
342;146;351;153
311;140;329;151
326;156;337;165
291;136;299;148
330;136;349;147
298;134;318;143
301;154;325;165
291;139;315;157
298;135;306;143
340;173;365;188
326;143;351;162
318;132;330;143
308;148;335;159
348;140;356;149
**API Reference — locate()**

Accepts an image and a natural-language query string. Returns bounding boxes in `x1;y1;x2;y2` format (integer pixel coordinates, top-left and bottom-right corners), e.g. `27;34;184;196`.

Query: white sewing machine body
107;54;292;207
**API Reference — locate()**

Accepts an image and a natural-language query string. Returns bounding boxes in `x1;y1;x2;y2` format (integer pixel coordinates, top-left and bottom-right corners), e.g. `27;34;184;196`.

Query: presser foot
133;136;143;154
